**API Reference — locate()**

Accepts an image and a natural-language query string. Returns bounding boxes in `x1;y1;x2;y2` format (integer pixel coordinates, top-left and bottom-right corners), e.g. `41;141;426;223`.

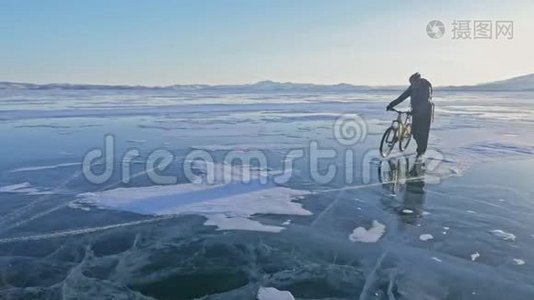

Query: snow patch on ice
186;160;272;184
348;220;386;243
0;182;52;195
75;165;312;233
10;162;80;173
205;214;284;232
68;202;91;211
490;229;516;241
419;234;434;241
127;139;147;144
464;142;534;157
0;182;33;193
257;287;295;300
191;143;303;151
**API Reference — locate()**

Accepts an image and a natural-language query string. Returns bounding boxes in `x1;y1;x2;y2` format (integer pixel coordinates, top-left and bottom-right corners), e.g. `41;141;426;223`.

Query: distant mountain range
1;74;533;92
441;73;534;91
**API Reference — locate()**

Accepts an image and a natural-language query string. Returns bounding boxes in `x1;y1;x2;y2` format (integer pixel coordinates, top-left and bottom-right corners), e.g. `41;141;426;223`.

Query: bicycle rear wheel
399;124;412;152
380;127;396;158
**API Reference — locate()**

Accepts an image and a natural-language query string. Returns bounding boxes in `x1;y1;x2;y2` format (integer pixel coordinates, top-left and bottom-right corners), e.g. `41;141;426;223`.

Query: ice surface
2;89;534;299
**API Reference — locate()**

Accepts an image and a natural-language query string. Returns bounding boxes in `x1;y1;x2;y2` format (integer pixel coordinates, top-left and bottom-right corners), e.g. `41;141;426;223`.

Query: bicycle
379;108;412;158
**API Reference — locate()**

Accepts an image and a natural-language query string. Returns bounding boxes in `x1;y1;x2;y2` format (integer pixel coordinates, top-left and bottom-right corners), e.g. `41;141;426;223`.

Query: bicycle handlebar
389;108;411;114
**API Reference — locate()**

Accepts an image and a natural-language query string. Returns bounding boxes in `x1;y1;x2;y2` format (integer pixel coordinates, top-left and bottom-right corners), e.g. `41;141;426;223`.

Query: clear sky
1;0;533;86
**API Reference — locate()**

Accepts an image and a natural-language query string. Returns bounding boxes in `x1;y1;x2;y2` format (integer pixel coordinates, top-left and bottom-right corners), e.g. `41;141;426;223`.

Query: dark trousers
412;107;432;156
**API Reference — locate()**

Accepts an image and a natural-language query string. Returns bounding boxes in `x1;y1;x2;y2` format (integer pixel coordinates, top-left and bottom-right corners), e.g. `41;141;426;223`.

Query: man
386;72;433;159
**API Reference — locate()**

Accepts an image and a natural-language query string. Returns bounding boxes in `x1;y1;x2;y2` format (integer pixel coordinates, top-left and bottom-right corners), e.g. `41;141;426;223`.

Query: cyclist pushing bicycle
386;72;434;159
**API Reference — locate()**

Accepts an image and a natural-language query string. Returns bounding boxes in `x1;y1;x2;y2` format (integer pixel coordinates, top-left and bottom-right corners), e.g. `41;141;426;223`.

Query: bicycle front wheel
380;127;396;158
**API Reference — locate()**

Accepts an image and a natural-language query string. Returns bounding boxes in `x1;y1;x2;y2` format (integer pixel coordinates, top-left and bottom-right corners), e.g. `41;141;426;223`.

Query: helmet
409;72;421;84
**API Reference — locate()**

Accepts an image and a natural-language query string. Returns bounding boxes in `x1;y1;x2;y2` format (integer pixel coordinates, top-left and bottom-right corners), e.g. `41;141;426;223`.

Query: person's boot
415;152;425;161
415;152;426;170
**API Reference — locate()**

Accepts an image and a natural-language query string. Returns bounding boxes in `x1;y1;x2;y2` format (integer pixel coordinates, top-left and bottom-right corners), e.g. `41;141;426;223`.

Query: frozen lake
0;89;533;299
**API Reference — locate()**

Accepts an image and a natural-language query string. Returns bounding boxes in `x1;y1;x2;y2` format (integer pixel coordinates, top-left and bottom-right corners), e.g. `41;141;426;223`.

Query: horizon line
0;72;532;89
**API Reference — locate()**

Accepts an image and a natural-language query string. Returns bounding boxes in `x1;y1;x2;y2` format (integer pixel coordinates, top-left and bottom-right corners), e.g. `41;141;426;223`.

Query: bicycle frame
380;108;413;157
389;109;411;139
